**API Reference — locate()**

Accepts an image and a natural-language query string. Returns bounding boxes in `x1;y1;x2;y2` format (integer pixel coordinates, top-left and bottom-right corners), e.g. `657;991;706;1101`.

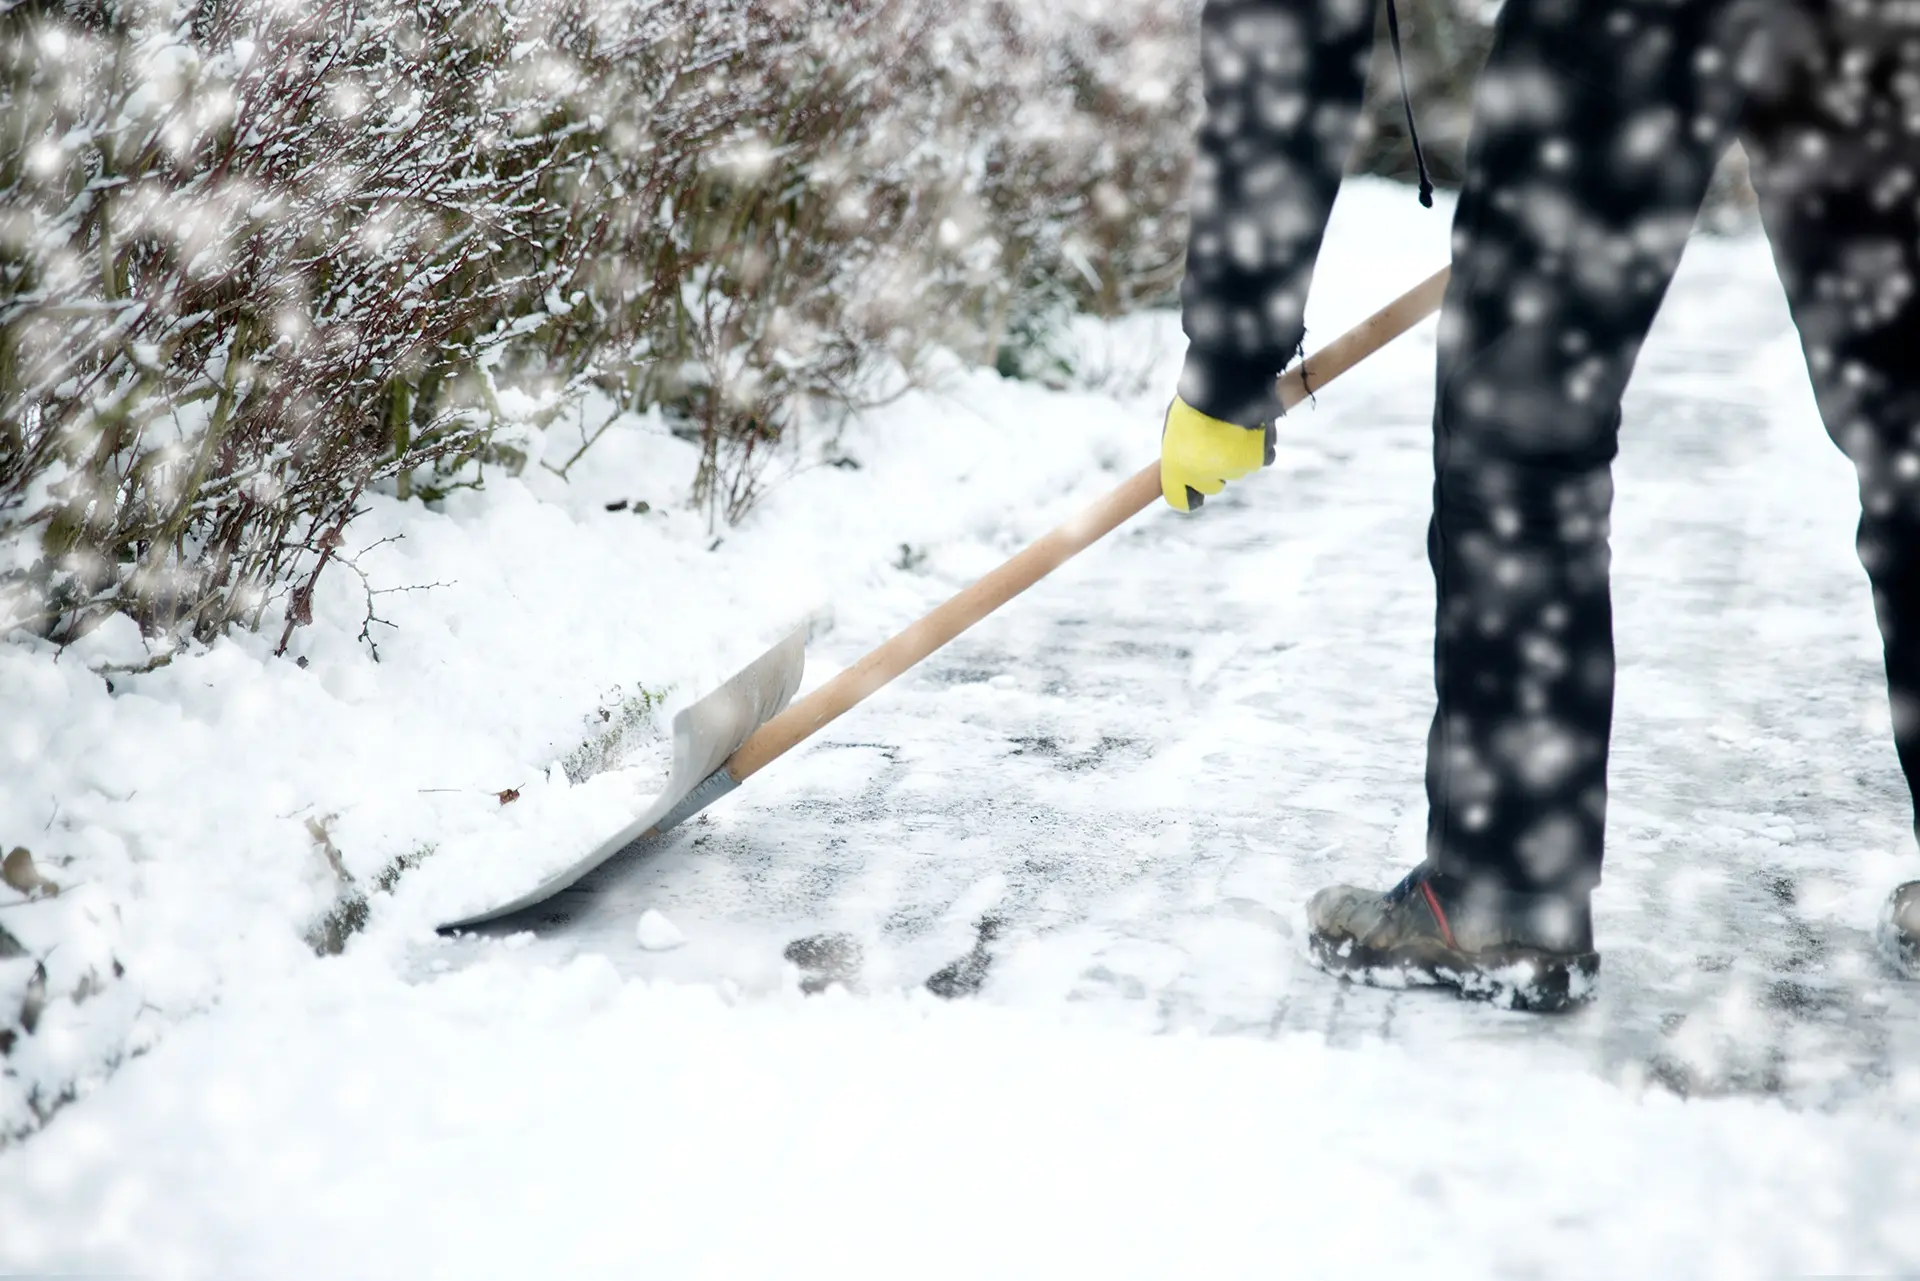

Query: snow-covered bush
0;0;1204;648
0;0;589;647
929;1;1202;382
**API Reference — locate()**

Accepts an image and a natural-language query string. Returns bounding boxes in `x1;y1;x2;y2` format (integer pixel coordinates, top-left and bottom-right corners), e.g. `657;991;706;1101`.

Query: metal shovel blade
438;626;808;931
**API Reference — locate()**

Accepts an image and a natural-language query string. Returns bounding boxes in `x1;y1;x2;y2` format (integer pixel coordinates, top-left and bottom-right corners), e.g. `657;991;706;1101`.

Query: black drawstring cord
1384;0;1435;208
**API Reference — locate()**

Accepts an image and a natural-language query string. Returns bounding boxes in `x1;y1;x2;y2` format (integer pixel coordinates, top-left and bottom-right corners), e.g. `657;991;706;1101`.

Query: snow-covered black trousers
1425;0;1920;896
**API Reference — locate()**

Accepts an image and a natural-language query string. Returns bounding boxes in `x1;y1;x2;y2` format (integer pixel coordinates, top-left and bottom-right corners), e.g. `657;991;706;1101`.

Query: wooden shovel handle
726;265;1453;783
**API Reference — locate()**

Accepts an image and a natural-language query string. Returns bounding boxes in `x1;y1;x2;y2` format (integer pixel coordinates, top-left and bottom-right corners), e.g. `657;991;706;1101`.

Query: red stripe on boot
1419;881;1459;951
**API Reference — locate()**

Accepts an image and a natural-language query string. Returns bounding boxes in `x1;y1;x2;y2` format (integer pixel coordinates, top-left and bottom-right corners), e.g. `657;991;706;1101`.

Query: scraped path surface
7;190;1920;1278
490;226;1920;1112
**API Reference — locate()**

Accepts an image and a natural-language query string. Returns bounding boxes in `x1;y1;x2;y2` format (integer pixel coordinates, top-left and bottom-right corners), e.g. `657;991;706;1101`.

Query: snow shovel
440;266;1452;930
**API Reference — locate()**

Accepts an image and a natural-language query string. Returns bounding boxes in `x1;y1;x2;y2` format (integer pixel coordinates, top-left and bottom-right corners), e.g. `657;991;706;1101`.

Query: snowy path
464;233;1920;1111
7;188;1920;1276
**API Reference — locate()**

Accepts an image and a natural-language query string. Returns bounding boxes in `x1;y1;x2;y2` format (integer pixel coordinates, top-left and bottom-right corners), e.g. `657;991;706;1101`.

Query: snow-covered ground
4;180;1919;1276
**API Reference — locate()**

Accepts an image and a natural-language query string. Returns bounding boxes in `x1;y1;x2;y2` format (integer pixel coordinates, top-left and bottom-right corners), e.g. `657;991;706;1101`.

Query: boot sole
1309;932;1600;1014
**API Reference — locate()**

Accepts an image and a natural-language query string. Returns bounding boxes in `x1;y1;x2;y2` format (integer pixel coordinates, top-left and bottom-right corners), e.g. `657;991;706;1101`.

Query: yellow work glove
1160;397;1274;512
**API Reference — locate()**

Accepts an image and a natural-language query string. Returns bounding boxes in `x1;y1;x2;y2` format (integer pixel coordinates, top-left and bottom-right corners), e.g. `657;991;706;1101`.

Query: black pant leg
1424;0;1764;894
1742;0;1920;836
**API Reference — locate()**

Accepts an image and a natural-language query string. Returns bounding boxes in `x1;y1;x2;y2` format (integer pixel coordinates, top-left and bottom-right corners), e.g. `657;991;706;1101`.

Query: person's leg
1421;0;1768;899
1310;0;1775;1006
1738;0;1920;969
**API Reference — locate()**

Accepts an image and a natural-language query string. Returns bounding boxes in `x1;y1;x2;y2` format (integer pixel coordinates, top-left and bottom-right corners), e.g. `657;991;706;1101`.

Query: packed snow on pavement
3;181;1919;1277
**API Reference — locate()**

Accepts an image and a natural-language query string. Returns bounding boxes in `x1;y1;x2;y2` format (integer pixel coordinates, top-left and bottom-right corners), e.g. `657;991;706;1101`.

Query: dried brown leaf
2;847;58;900
305;817;350;884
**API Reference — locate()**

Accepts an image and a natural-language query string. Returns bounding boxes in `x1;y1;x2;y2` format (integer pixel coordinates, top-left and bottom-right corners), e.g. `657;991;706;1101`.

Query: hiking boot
1884;881;1920;978
1307;865;1600;1012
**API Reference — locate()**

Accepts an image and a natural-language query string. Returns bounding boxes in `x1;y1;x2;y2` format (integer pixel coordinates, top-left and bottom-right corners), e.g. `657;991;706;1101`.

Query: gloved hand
1160;397;1275;512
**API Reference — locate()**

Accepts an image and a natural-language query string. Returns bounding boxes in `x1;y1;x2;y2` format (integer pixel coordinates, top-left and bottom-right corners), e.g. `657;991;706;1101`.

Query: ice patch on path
1;957;1917;1279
